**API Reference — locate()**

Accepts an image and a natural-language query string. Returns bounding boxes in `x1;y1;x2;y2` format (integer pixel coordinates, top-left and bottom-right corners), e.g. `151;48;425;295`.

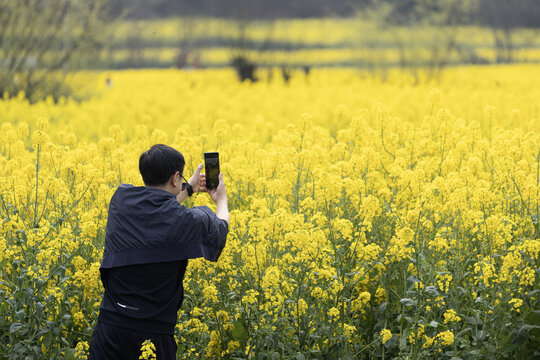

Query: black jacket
97;184;228;334
100;184;228;269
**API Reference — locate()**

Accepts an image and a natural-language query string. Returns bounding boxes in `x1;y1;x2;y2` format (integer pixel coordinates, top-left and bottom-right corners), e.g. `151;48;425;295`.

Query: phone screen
204;152;220;189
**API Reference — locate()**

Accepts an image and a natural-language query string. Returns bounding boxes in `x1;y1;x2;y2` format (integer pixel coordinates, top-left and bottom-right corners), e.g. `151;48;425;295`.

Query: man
88;144;229;359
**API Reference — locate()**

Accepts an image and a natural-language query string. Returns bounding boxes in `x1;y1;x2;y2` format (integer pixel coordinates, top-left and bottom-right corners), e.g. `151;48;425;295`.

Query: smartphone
204;152;220;189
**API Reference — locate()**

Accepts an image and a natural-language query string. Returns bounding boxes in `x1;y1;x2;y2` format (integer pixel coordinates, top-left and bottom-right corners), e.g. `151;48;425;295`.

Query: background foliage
0;0;109;102
3;0;540;101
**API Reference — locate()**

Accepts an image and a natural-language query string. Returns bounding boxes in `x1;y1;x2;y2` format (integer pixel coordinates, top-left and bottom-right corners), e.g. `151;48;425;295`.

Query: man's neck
148;184;176;195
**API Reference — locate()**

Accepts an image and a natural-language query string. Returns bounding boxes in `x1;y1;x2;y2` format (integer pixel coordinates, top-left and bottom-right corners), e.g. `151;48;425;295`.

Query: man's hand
207;173;226;202
189;163;205;193
207;173;229;224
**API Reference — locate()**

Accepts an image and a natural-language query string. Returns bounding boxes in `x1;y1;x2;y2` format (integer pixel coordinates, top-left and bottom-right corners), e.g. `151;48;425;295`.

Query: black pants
88;321;177;360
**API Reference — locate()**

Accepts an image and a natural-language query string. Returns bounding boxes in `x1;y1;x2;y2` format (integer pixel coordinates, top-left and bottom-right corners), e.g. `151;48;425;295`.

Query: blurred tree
0;0;109;102
476;0;540;63
172;2;200;69
362;0;477;82
106;0;355;19
216;0;276;82
169;0;276;77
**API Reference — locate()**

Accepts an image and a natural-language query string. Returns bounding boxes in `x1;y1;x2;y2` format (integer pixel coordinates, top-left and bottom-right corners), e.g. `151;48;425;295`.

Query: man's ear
169;173;178;188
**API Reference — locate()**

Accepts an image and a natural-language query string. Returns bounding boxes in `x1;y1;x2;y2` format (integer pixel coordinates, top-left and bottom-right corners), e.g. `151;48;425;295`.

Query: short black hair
139;144;185;186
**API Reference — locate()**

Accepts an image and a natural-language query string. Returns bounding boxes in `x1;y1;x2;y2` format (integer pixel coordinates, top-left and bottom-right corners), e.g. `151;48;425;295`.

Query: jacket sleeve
189;206;229;262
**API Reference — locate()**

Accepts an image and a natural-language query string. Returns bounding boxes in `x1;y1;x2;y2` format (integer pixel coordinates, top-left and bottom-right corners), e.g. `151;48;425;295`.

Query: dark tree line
364;0;540;67
106;0;355;19
476;0;540;63
363;0;540;28
106;0;540;29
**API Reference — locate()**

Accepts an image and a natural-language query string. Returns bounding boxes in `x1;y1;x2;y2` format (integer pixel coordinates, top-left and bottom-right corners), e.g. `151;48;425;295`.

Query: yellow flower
343;324;357;337
436;273;453;293
37;117;49;131
380;328;392;344
191;307;203;317
216;309;230;323
226;340;241;354
436;330;455;346
241;290;259;305
261;266;282;290
139;339;156;360
72;310;85;327
31;129;50;148
202;284;218;303
296;298;308;317
74;341;89;360
327;307;340;319
423;335;434;348
509;298;523;313
443;309;461;324
205;330;222;358
311;287;324;299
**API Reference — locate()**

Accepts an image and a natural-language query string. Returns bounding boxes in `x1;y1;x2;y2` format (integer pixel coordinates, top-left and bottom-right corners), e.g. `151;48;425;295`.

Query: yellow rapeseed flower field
1;65;539;358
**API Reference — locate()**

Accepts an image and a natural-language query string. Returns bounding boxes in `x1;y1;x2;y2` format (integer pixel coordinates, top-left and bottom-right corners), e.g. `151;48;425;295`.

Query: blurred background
1;0;540;101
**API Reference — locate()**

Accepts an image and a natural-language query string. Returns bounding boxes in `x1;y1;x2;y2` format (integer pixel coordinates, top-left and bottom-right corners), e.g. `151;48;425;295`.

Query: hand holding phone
204;152;220;189
204;153;228;223
207;173;227;203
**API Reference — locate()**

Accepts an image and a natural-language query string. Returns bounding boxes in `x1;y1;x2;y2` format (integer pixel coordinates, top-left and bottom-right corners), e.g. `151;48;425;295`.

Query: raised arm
207;173;229;224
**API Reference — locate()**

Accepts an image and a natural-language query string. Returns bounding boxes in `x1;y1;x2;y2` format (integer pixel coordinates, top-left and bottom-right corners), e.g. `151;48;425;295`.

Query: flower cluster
139;340;156;360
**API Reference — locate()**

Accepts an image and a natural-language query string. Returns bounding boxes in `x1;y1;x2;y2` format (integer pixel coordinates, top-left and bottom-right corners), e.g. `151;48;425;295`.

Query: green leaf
513;325;540;345
472;330;486;342
384;334;397;349
35;302;44;317
456;327;472;338
231;320;249;344
425;286;439;297
484;342;497;353
464;315;482;326
399;329;408;350
456;286;467;295
400;298;416;307
61;314;71;324
527;310;540;325
474;296;484;304
9;322;23;333
36;329;49;337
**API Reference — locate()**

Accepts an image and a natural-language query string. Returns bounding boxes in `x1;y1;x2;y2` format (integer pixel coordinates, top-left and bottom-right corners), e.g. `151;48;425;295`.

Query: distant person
175;50;189;69
88;144;229;359
193;52;201;70
105;77;113;89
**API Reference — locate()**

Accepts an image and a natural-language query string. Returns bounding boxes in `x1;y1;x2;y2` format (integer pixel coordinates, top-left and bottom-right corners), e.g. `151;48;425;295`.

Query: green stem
33;143;40;227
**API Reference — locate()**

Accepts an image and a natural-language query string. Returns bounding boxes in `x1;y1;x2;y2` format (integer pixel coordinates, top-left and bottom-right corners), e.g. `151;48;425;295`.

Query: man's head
139;144;185;187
